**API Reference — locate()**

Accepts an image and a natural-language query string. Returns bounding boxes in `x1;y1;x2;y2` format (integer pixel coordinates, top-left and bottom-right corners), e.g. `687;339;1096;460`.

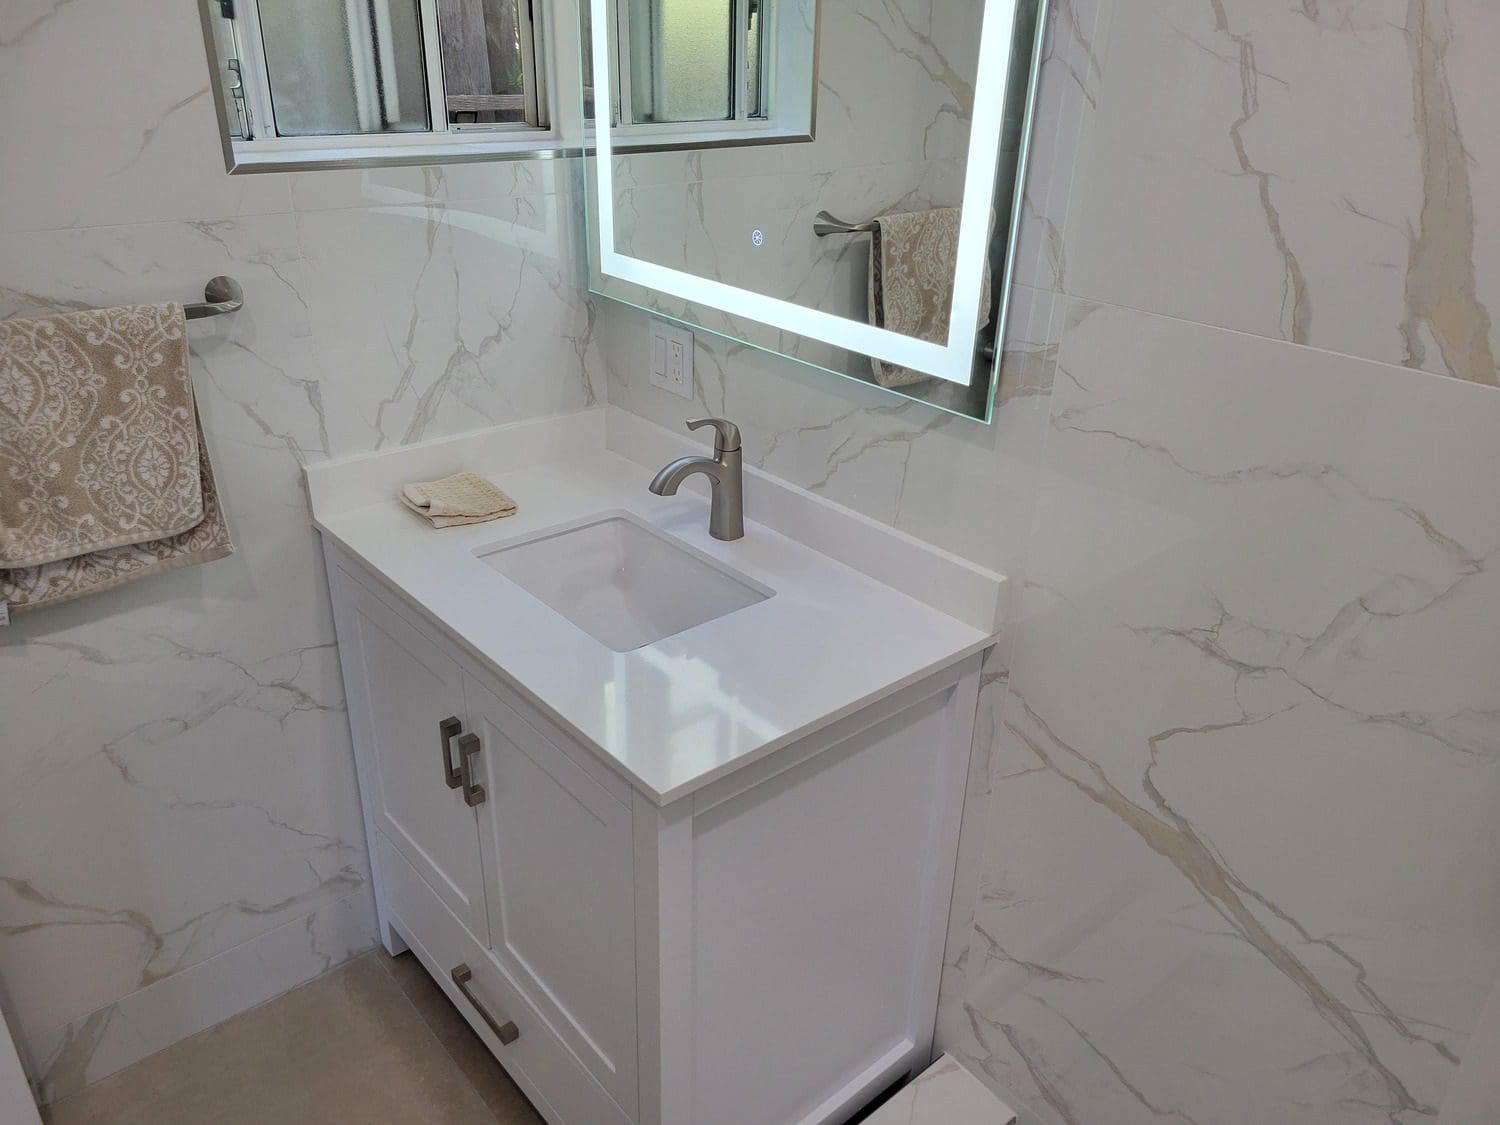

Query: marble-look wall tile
950;300;1500;1123
25;889;376;1103
0;221;364;1055
295;195;601;454
0;0;291;233
1008;0;1114;295
0;6;605;1097
1065;0;1499;386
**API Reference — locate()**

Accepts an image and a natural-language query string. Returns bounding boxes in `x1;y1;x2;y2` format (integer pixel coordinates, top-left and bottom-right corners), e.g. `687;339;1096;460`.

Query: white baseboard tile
26;889;377;1105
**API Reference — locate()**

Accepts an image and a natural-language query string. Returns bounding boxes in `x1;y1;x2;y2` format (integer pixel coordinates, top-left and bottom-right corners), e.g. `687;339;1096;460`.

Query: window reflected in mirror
582;0;1047;421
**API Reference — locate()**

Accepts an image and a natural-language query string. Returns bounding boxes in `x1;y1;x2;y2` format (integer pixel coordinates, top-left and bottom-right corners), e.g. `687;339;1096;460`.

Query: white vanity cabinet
331;563;639;1120
326;548;982;1125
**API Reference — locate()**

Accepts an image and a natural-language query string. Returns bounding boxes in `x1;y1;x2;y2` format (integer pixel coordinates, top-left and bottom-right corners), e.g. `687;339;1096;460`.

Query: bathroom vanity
307;409;1004;1125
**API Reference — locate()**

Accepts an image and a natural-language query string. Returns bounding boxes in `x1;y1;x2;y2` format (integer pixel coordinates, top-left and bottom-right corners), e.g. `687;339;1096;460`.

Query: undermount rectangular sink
477;512;772;651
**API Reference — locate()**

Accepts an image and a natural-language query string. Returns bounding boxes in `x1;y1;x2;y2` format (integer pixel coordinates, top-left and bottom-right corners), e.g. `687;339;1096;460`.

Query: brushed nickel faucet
648;418;745;541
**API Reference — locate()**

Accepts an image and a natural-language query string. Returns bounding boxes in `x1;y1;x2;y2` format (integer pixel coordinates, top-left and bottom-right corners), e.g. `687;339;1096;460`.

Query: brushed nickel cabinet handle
456;732;487;807
451;963;519;1045
439;717;463;790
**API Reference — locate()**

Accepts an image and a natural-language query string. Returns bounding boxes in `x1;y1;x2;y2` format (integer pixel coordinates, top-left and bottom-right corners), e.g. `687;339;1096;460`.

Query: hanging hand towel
867;208;993;388
0;304;233;614
400;471;517;528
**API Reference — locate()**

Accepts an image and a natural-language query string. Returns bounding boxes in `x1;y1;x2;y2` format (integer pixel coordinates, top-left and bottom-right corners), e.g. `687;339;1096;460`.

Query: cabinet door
463;674;638;1112
335;573;489;944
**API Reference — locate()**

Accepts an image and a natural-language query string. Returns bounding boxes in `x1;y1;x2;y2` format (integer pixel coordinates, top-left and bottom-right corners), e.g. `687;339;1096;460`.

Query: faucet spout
646;419;745;540
649;455;721;497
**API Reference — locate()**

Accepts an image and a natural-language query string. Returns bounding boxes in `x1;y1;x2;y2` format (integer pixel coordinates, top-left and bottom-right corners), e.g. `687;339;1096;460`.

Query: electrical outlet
648;319;694;400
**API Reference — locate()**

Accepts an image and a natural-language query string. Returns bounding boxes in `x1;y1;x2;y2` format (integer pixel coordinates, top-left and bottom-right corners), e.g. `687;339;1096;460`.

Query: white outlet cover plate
649;319;694;400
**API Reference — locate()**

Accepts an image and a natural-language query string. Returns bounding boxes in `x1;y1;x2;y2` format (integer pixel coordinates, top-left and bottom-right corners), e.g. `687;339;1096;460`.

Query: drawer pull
457;732;487;807
451;963;519;1045
439;717;463;790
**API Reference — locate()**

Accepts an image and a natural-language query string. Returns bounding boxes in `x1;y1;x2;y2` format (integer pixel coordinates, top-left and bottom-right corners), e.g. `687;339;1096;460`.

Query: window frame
198;0;814;172
202;0;569;171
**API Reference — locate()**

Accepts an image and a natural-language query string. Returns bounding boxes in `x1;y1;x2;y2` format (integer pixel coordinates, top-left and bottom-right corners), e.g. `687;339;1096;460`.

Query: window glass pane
257;0;429;137
745;0;763;118
438;0;529;125
628;0;733;123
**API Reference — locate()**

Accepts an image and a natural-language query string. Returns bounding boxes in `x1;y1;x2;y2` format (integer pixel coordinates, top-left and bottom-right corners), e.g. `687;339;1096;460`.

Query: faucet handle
686;417;741;453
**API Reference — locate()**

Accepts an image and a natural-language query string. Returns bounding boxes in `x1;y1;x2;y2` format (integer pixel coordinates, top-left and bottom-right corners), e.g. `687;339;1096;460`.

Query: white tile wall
0;0;602;1101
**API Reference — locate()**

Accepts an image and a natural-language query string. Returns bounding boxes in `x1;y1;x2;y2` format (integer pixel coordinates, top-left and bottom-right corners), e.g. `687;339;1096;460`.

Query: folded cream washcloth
400;472;517;528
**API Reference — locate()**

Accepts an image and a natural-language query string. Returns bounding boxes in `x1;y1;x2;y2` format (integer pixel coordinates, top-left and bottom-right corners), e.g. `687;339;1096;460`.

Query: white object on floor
1438;973;1500;1123
0;1005;40;1125
865;1054;1017;1125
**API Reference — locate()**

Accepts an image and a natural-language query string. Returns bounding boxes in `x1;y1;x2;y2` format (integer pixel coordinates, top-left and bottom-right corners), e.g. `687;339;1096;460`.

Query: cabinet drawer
376;832;635;1125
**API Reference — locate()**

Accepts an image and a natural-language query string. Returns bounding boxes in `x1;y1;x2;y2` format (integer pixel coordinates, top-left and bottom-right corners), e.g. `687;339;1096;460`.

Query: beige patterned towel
0;304;233;614
867;208;993;388
2;419;233;614
401;472;517;528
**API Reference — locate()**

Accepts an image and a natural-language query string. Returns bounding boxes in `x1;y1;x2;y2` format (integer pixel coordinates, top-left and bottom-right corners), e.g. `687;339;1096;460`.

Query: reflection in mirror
582;0;1046;421
583;0;816;141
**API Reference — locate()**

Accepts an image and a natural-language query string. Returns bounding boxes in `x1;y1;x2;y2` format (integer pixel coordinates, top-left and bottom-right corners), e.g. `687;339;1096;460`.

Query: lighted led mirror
582;0;1047;420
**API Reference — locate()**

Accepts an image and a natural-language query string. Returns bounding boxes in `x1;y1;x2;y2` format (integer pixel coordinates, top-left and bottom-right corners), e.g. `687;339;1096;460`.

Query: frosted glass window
256;0;429;136
628;0;734;123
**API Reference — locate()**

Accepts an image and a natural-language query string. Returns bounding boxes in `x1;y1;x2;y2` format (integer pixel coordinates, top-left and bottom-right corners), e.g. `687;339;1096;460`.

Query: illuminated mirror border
587;0;1024;386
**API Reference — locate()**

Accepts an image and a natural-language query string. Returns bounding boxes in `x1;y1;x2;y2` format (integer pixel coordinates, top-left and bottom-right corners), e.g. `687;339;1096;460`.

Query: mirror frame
587;0;1024;386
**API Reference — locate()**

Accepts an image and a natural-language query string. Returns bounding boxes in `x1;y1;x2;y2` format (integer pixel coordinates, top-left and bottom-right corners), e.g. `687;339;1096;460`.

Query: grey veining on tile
0;0;606;1097
1401;0;1494;386
1065;0;1497;386
27;892;376;1104
947;301;1500;1123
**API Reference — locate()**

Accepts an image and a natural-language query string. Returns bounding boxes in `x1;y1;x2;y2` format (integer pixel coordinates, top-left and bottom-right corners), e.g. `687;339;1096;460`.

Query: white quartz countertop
308;410;1001;805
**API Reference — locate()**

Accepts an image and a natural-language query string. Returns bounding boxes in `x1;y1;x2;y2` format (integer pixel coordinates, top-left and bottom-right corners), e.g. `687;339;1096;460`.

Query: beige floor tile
42;954;504;1125
377;951;545;1125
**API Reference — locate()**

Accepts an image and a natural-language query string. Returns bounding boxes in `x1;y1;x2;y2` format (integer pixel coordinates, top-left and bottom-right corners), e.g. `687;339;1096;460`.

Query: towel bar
813;210;877;237
184;276;244;320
